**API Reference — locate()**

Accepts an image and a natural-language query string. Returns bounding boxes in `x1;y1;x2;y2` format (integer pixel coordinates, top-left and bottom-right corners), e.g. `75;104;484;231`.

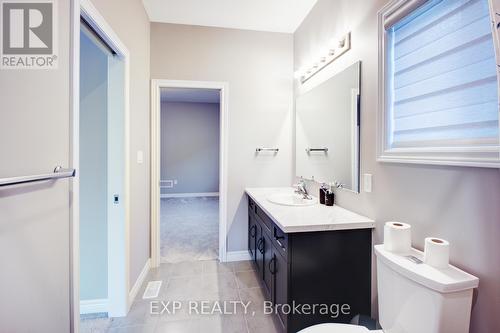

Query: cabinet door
272;248;288;330
262;232;273;297
255;224;264;276
248;213;257;262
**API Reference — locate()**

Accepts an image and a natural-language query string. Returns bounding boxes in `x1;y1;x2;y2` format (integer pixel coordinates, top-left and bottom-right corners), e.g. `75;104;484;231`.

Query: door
273;247;288;329
248;212;257;261
262;232;273;297
255;223;264;274
0;1;72;331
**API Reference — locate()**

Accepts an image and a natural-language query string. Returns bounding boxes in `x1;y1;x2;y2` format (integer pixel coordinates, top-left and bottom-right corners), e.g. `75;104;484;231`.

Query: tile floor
160;197;219;263
80;260;284;333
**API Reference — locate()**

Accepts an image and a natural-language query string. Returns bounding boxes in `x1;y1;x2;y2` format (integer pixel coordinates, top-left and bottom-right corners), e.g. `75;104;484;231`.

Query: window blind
389;0;499;148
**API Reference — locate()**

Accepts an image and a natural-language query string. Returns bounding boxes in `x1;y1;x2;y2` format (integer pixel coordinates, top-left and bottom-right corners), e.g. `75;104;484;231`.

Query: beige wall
294;1;500;332
151;23;294;251
90;0;151;287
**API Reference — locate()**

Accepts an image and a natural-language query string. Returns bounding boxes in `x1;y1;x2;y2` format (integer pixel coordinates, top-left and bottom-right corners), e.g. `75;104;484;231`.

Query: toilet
300;244;479;333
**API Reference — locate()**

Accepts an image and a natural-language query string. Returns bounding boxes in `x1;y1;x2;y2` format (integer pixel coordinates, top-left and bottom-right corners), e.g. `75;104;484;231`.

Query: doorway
79;20;113;317
71;1;131;329
160;88;220;262
151;80;229;267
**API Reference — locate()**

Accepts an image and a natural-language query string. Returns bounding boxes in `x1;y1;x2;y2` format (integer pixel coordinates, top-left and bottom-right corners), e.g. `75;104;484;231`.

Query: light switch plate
363;174;372;193
137;150;144;164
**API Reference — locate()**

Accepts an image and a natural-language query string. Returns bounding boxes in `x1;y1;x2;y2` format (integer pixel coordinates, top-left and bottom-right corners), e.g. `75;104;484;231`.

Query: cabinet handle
250;225;256;237
257;238;264;253
275;237;285;249
269;256;276;275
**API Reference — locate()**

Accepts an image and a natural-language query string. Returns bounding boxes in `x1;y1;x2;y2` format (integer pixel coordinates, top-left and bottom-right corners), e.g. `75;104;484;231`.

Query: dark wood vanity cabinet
248;201;257;261
247;196;372;333
272;244;289;327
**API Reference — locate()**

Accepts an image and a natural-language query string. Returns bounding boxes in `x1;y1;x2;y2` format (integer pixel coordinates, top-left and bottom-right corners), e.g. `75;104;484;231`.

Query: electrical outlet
174;180;178;185
363;174;372;193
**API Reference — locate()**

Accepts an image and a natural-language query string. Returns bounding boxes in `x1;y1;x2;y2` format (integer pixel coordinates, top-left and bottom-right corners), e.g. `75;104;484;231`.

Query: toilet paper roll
424;237;450;269
384;222;412;253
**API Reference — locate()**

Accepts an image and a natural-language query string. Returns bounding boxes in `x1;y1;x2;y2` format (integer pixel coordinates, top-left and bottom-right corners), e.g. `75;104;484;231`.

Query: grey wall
0;0;71;331
79;29;108;301
91;0;151;287
294;1;500;332
151;23;294;251
161;102;220;194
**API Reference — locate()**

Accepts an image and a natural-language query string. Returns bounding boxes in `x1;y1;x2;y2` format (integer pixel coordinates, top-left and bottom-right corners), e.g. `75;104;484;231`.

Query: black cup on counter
325;191;334;206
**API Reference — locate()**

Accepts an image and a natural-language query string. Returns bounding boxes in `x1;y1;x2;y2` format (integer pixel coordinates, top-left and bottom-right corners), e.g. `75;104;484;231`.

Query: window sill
377;148;500;168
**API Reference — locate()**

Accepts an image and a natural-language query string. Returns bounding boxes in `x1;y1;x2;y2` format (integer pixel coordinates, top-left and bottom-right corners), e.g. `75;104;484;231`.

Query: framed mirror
295;61;361;192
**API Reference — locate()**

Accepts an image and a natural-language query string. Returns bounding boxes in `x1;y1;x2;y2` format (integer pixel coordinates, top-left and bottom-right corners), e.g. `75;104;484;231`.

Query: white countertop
245;187;375;233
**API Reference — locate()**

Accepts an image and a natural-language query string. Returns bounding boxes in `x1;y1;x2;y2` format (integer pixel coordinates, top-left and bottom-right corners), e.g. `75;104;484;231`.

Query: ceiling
161;88;220;103
142;0;318;33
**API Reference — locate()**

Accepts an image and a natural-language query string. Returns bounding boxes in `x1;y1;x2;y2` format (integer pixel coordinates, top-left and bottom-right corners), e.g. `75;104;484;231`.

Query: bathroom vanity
246;188;375;333
247;60;372;332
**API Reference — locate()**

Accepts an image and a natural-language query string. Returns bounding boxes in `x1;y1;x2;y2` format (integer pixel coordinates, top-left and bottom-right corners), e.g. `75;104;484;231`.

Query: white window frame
377;0;500;168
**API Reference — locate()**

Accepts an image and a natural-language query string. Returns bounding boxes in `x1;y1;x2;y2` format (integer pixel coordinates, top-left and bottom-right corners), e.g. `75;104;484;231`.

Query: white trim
161;192;219;198
128;258;151;305
488;0;500;152
79;299;109;315
70;1;80;331
79;0;129;56
381;0;427;29
71;1;131;331
350;88;360;193
377;155;500;168
376;0;500;169
225;251;252;262
151;79;229;267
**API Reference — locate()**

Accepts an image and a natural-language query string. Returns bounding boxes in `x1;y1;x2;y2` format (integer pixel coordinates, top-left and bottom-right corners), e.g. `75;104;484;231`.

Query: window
378;0;500;167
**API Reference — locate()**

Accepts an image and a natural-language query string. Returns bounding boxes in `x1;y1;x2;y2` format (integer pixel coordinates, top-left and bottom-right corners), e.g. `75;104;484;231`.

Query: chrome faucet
295;179;312;200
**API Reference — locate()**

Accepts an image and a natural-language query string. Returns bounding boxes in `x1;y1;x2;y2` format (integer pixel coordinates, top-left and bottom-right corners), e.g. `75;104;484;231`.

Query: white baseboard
129;258;151;305
225;250;251;262
161;192;219;198
80;298;108;315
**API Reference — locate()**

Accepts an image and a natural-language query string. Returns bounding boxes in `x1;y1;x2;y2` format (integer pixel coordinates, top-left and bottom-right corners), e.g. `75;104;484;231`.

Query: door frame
70;0;131;330
150;79;229;267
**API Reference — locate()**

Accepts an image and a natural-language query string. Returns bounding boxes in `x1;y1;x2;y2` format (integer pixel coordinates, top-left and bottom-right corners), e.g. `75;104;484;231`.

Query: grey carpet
160;197;219;263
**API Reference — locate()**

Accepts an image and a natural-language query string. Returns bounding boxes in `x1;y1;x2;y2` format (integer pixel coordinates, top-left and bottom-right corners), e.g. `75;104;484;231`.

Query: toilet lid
299;323;370;333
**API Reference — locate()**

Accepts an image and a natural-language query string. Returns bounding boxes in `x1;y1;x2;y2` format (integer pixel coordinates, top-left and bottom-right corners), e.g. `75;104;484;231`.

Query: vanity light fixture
296;32;351;84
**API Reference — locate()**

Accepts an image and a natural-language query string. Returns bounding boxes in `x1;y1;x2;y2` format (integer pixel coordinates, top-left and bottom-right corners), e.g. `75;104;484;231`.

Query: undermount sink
267;192;318;206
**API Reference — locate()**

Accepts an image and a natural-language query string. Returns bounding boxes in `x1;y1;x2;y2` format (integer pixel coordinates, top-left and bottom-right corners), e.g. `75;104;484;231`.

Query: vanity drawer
256;213;272;235
248;197;257;215
273;225;288;256
256;204;273;232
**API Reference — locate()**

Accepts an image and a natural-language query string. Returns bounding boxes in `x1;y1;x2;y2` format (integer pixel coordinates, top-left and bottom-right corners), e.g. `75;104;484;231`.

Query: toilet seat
298;323;383;333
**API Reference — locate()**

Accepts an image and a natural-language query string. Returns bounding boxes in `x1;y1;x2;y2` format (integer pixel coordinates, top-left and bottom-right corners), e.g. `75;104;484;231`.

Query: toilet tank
374;245;478;333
